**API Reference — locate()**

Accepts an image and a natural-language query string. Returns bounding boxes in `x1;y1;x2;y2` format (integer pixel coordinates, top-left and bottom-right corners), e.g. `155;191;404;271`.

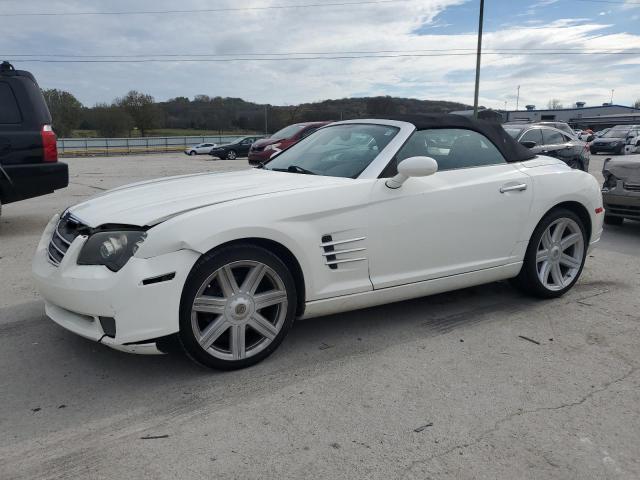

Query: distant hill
156;95;472;133
77;94;473;137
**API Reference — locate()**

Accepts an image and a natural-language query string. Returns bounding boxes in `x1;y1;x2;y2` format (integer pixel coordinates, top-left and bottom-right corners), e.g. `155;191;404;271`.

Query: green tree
92;104;134;138
116;90;159;136
41;89;83;137
634;98;640;109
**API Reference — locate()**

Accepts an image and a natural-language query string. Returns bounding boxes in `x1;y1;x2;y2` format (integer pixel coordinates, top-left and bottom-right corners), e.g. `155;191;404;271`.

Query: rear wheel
189;151;196;156
226;150;237;160
512;208;587;298
604;215;623;226
179;245;297;370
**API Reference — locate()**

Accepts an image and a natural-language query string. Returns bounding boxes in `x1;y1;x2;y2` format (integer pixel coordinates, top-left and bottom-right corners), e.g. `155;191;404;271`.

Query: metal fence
56;135;250;156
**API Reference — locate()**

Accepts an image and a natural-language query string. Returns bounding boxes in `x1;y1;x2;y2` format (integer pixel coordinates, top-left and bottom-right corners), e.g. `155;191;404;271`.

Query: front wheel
226;150;237;160
512;208;587;298
179;244;297;370
189;151;197;156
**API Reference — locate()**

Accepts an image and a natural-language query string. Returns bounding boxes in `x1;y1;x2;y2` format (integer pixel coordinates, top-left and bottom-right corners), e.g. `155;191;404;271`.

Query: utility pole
516;85;520;111
472;0;484;119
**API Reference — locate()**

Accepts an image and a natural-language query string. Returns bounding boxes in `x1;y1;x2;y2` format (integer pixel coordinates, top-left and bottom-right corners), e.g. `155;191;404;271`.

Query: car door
540;128;575;164
518;127;545;154
367;128;533;289
238;138;253;155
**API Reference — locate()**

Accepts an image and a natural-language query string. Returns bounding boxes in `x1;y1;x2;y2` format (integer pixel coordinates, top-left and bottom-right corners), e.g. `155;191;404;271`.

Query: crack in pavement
401;364;639;477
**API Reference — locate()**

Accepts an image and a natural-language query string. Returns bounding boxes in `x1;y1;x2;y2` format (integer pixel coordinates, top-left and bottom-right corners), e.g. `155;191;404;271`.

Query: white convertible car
33;116;604;369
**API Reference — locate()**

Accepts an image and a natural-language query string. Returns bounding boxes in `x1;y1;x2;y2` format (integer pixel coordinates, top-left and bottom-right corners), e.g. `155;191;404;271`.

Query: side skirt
300;262;523;320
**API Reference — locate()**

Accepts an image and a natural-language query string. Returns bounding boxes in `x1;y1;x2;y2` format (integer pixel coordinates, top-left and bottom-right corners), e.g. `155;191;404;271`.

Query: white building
504;104;639;124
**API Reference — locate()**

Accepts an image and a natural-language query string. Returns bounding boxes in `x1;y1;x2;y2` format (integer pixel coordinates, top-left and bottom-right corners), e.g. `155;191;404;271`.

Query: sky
2;0;639;110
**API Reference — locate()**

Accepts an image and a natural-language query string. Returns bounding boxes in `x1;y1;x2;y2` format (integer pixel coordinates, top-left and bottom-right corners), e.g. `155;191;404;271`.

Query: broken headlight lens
77;231;147;272
602;173;619;191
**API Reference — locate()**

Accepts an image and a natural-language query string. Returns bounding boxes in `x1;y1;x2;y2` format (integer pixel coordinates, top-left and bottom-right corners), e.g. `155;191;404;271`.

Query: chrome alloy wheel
190;260;288;361
535;218;585;291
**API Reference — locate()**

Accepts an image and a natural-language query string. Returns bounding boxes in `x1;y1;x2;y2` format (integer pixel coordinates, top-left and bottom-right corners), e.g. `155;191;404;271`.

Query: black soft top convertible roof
378;113;536;163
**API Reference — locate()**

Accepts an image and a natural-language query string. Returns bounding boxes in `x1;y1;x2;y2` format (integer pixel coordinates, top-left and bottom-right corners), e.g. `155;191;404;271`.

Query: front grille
606;204;640;219
623;183;640;192
48;213;86;266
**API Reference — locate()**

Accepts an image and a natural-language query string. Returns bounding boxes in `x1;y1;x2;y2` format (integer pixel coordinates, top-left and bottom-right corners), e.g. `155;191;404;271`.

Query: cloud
1;0;639;109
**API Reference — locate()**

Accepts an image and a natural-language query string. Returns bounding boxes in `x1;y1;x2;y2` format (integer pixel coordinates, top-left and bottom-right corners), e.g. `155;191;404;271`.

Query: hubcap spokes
191;261;288;360
536;218;584;291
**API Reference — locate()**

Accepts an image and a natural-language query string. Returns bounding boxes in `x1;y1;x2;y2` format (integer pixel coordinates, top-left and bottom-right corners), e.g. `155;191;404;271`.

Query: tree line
41;89;471;138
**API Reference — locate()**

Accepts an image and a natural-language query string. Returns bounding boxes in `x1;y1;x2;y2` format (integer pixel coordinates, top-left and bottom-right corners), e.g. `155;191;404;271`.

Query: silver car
185;143;218;156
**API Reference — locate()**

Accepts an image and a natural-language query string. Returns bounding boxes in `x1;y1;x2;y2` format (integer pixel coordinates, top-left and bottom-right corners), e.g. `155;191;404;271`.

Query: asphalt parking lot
1;153;638;479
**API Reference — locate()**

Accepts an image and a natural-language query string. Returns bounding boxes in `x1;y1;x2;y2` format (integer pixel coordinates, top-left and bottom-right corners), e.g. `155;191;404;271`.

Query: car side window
542;129;565;145
0;82;22;124
388;128;506;174
520;129;543;146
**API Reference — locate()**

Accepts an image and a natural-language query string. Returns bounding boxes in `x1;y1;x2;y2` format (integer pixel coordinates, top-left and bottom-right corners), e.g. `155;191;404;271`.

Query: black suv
0;61;68;216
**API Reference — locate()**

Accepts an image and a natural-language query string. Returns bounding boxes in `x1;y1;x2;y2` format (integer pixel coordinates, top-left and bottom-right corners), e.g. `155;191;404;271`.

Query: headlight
610;141;619;146
602;173;618;191
265;143;281;151
77;230;147;272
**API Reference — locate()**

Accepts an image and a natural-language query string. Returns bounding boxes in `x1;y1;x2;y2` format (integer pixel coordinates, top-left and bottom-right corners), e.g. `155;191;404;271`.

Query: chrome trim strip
55;227;71;246
325;257;367;266
320;236;366;248
49;238;66;256
47;251;61;266
321;247;366;257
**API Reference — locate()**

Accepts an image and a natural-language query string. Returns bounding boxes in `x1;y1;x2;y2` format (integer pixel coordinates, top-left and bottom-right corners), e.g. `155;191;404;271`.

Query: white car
33;117;604;369
185;143;217;155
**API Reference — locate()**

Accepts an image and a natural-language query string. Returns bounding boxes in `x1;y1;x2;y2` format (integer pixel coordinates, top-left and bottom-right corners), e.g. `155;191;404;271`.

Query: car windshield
504;127;523;139
603;128;629;138
271;124;306;139
263;123;399;178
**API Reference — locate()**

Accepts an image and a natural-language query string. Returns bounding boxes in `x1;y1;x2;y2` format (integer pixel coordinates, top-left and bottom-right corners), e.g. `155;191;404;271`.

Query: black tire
511;208;587;299
189;151;196;156
616;145;624;155
604;215;623;226
590;148;597;155
178;244;297;370
226;150;237;160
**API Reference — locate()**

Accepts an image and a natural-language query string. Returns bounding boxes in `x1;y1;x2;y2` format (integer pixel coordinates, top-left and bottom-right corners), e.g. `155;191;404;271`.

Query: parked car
601;155;640;225
208;136;262;160
534;121;576;138
503;124;591;171
184;143;218;156
590;125;640;155
0;61;68;217
32;115;603;369
248;121;332;165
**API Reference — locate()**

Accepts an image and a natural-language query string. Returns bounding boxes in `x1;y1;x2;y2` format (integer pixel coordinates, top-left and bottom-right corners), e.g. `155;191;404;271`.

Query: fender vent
320;234;367;270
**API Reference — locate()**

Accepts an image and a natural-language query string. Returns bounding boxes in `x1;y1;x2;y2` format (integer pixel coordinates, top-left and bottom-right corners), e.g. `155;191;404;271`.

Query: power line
5;47;638;58
0;0;411;17
5;51;639;63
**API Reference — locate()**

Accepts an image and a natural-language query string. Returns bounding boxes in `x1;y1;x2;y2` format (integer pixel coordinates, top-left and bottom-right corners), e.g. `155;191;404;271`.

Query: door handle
500;183;527;193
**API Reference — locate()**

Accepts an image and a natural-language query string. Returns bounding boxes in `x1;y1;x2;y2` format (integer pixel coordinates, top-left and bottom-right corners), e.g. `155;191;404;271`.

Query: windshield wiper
269;165;317;175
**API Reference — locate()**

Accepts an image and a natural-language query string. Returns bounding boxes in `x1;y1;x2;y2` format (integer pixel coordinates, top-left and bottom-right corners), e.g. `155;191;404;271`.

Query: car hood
252;137;282;148
603;156;640;183
69;169;350;228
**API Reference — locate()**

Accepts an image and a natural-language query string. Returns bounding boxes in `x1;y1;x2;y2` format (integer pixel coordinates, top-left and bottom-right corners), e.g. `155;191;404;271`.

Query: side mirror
520;141;537;149
587;135;595;142
386;156;438;189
